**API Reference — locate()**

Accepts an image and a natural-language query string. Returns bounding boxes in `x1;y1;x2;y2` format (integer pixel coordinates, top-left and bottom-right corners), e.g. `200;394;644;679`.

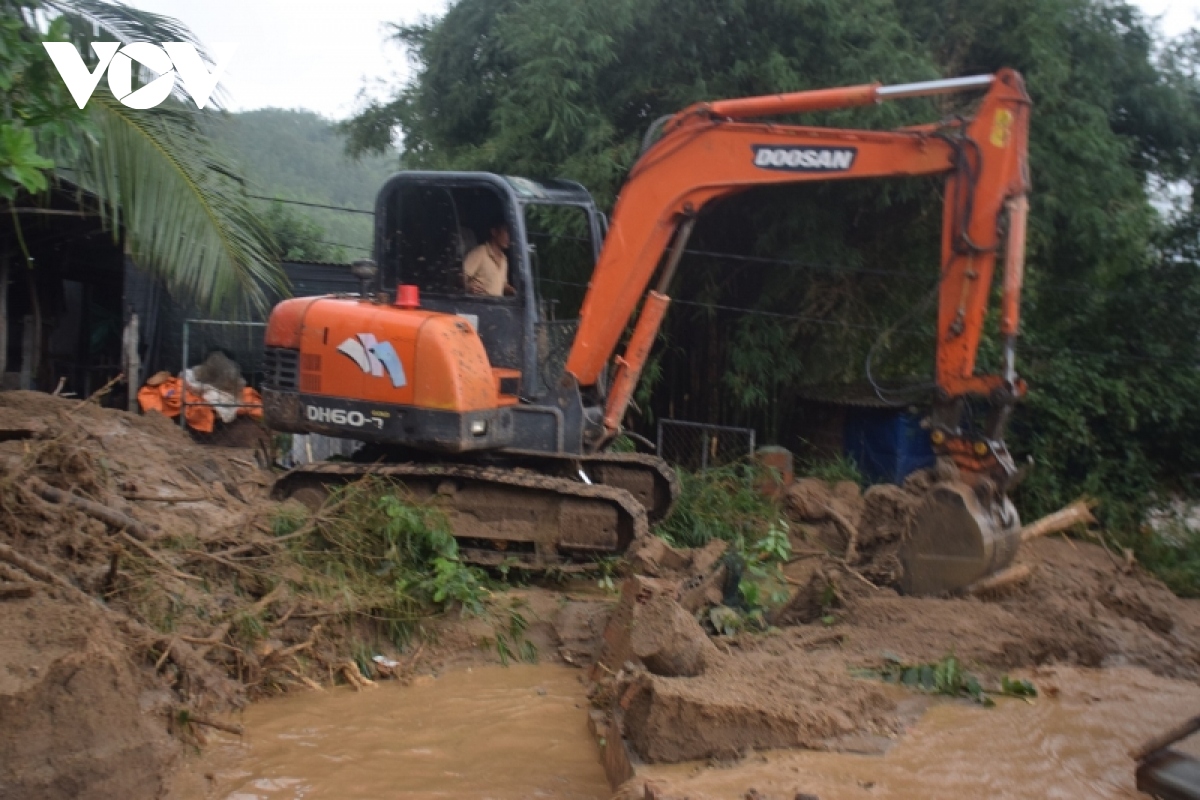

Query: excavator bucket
900;481;1022;595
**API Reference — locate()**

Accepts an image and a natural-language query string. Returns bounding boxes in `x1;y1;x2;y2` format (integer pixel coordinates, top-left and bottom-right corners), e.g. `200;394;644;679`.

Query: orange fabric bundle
238;387;264;420
136;376;218;433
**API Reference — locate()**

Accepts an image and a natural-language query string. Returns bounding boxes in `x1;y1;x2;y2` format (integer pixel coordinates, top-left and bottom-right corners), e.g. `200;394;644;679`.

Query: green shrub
654;463;781;548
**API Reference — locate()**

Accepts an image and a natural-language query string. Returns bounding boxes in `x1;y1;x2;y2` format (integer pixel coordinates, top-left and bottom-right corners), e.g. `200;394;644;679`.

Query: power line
529;229;1122;296
539;277;1198;367
287;234;371;253
248;194;374;215
538;278;912;333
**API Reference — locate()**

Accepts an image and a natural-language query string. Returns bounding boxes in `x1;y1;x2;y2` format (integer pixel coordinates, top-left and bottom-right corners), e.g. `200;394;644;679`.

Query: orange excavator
263;69;1032;594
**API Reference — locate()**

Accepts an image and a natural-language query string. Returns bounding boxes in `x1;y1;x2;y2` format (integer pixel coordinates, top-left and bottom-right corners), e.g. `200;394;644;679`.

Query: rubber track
274;460;649;558
577;451;681;522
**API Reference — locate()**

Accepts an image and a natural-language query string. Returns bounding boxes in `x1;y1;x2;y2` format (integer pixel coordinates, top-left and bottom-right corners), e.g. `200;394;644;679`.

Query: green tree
3;0;283;313
346;0;1200;542
260;200;343;263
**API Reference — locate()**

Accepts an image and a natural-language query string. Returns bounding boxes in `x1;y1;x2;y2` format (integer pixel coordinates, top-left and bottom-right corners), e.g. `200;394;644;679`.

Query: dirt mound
622;652;897;763
595;575;898;765
602;500;1200;779
0;593;180;799
753;536;1200;682
0;392;283;794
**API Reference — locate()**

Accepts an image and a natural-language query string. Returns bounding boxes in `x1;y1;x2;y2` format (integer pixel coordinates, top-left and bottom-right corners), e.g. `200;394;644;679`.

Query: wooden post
123;312;139;412
0;249;8;379
19;315;34;390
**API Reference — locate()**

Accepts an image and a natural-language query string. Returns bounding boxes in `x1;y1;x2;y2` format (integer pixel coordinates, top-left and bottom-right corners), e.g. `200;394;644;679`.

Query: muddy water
176;664;610;800
177;663;1200;800
640;665;1200;799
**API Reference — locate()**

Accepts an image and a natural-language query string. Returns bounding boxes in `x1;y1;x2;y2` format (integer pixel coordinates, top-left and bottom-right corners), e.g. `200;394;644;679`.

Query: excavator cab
375;172;606;405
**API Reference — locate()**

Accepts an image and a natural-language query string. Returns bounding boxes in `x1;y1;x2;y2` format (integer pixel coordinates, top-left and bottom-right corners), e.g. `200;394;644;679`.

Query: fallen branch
1020;500;1096;543
118;532;201;584
0;543;230;699
27;476;157;541
0;582;36;599
122;494;208;504
179;709;244;737
965;564;1033;596
817;503;860;564
187;622;231;659
67;372;124;415
282;665;325;692
270;625;322;662
797;630;845;649
0;541;65;585
340;660;377;690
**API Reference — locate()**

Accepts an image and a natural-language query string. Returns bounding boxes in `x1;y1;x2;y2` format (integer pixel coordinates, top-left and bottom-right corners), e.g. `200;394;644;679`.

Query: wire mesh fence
656;419;756;471
534;319;579;395
180;319;267;427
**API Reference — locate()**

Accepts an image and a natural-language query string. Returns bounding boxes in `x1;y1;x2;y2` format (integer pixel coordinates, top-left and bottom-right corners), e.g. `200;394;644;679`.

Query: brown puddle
638;665;1200;799
174;663;610;800
174;663;1200;800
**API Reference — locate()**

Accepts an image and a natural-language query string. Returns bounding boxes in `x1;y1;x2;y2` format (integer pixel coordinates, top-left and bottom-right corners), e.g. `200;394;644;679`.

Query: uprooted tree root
0;393;499;730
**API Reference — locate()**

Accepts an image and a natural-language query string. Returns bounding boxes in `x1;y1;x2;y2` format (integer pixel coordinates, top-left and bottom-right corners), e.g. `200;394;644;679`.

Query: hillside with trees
343;0;1200;581
209;108;399;261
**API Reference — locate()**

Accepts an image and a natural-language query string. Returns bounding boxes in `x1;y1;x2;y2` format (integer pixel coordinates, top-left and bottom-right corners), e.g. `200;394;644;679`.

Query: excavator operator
463;221;515;297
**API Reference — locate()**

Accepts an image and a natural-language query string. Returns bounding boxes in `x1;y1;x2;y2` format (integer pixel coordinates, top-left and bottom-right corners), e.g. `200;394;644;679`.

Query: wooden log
27;476;156;541
180;709;244;737
1020;500;1097;543
1132;714;1200;762
122;494;208;503
966;564;1033;596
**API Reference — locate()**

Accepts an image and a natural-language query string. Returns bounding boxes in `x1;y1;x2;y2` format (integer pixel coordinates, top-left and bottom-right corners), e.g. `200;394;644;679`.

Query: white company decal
752;146;857;172
336;334;407;388
42;41;235;109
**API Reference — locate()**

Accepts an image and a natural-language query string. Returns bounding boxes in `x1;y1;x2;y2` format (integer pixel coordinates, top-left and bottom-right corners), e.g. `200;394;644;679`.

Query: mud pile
593;479;1200;795
782;475;922;587
591;575;900;769
0;392;285;796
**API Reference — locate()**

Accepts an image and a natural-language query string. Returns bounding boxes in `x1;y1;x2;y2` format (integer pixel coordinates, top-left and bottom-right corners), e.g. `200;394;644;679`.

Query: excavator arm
566;70;1032;485
566;69;1032;595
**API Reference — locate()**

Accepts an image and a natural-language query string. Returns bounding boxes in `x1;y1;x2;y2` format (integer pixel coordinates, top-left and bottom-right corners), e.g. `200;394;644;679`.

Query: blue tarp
843;409;935;485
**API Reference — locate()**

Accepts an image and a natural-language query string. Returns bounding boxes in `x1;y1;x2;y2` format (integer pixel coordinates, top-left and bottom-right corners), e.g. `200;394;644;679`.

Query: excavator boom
566;69;1033;593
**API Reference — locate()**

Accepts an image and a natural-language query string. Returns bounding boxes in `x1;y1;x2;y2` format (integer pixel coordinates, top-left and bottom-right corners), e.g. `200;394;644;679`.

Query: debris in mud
0;391;527;794
593;476;1200;787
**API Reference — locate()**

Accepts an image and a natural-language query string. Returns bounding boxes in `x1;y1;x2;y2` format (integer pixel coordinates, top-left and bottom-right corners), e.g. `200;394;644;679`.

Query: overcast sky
125;0;1197;120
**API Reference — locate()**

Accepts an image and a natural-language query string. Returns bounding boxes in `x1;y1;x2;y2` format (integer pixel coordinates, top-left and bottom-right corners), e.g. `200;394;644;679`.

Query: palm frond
58;90;286;315
44;0;201;48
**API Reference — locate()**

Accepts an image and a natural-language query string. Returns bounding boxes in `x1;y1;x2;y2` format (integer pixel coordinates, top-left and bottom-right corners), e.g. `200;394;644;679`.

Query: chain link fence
656;419;756;471
179;319;267;427
534;319;578;396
